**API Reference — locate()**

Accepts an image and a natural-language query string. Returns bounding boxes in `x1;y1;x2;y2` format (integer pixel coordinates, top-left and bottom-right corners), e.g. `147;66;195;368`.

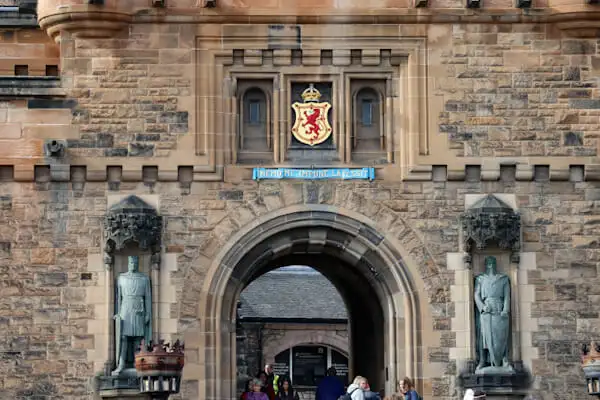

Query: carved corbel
463;253;472;269
103;251;114;270
151;251;161;270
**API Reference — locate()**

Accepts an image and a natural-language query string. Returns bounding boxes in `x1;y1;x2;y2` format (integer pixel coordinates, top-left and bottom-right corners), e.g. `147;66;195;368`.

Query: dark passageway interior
235;248;386;392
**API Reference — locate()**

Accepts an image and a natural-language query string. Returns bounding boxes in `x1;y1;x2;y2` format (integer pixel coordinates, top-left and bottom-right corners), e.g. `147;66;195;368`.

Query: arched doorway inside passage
192;205;430;400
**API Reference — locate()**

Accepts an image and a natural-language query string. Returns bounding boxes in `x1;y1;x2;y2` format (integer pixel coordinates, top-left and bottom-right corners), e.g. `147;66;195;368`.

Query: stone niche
95;194;163;398
457;194;530;399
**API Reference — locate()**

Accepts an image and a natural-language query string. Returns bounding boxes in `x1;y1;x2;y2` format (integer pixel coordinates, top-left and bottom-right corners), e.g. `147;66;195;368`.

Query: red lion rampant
302;108;322;139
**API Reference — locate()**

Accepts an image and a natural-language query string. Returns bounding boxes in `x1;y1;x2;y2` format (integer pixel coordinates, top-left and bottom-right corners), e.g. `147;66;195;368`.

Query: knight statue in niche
474;256;514;374
112;255;152;376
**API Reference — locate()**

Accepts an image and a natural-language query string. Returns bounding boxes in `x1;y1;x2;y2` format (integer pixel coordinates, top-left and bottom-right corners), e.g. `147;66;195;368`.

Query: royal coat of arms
291;84;332;146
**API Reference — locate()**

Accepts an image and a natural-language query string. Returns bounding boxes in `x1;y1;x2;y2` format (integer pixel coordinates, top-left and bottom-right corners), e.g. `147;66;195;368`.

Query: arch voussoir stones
177;186;444;326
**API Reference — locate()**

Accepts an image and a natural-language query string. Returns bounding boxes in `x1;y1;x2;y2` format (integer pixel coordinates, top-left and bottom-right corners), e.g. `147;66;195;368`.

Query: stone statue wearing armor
112;255;152;375
474;256;513;373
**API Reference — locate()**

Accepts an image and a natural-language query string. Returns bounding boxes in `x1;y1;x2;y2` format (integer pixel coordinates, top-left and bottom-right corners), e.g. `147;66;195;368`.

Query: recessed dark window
46;65;59;76
248;100;261;125
361;99;374;126
14;65;28;76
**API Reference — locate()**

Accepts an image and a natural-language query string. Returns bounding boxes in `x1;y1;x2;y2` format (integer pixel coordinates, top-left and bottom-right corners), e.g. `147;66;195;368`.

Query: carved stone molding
103;195;162;257
461;194;521;255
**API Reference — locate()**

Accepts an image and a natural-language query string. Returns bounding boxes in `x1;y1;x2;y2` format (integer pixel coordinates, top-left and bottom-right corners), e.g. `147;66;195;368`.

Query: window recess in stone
515;0;531;7
45;65;59;76
236;79;273;165
0;166;13;181
350;79;388;165
14;65;27;76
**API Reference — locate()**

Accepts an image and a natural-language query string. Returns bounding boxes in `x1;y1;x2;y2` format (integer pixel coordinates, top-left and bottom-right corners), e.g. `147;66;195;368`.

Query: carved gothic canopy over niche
103;195;162;254
461;195;521;253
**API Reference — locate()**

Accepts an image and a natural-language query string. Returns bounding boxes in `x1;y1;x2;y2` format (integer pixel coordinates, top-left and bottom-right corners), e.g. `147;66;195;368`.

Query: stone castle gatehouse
0;0;599;399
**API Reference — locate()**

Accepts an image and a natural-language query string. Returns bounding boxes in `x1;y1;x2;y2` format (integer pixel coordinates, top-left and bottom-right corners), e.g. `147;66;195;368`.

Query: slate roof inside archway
239;267;348;320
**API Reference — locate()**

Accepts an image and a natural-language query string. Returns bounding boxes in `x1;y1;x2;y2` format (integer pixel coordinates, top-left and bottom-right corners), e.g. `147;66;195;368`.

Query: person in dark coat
276;377;299;400
258;371;276;400
240;379;253;400
316;367;345;400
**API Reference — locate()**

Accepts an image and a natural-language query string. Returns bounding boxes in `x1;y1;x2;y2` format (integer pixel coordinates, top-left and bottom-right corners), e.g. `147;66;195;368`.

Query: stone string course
0;163;597;183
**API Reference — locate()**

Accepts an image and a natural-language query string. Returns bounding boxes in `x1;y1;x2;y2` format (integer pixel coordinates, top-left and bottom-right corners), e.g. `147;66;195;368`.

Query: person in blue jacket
316;367;345;400
398;377;419;400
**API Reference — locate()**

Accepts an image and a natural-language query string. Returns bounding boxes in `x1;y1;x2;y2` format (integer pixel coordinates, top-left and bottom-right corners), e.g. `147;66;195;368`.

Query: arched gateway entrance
186;205;435;399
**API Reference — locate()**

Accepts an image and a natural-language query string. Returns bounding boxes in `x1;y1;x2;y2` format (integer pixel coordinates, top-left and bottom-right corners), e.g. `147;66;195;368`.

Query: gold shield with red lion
291;84;332;146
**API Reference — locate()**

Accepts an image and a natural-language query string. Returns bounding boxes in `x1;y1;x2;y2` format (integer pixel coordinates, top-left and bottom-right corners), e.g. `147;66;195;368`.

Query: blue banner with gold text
252;168;375;181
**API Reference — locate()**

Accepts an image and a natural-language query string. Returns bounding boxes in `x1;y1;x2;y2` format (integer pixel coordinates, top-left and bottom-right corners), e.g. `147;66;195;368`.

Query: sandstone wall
0;178;598;399
0;28;59;76
2;22;599;178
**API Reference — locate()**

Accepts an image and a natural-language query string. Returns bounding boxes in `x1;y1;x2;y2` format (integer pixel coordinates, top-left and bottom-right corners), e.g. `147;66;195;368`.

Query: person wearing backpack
341;376;369;400
398;377;421;400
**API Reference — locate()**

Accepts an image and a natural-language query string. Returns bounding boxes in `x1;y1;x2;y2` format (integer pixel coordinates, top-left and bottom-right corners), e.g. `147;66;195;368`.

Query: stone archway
177;190;442;399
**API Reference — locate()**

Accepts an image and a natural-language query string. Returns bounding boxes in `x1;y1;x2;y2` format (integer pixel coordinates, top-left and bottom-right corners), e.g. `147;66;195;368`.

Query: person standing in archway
344;376;369;400
276;377;300;400
316;367;345;400
363;381;381;400
264;364;280;399
241;379;254;400
247;379;269;400
258;371;275;400
398;377;420;400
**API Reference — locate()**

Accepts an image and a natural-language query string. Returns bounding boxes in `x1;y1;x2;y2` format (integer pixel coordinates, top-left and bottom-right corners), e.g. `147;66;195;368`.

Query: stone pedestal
95;374;141;399
459;360;530;399
97;388;154;400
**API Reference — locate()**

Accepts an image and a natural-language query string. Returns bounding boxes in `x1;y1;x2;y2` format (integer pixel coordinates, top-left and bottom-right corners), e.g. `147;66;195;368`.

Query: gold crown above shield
301;84;322;103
